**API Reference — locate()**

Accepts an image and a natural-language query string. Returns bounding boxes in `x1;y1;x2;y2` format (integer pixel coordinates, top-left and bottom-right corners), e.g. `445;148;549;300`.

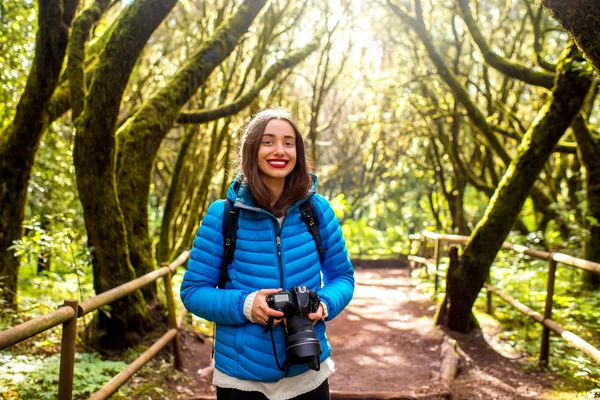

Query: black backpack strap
300;199;325;265
219;199;238;289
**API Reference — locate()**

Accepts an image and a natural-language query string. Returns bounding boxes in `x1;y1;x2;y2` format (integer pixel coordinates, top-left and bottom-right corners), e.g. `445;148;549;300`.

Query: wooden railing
0;251;190;400
408;230;600;367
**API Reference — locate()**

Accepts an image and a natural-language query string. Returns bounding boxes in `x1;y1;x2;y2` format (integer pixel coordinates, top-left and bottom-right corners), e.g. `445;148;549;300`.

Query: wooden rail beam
553;252;600;273
77;251;190;316
422;231;468;245
439;336;459;394
89;328;178;400
0;306;75;351
486;283;600;365
0;251;190;399
407;256;445;278
78;266;171;316
420;231;600;272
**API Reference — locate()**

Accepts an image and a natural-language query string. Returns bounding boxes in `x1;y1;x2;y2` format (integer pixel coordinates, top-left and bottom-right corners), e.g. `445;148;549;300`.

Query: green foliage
0;0;37;129
0;259;95;346
0;353;127;399
9;209;88;279
545;187;589;252
334;169;438;257
2;120;91;331
341;217;406;257
478;243;600;391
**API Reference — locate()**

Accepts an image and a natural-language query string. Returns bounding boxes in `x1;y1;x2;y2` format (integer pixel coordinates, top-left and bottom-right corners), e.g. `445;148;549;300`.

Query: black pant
216;379;330;400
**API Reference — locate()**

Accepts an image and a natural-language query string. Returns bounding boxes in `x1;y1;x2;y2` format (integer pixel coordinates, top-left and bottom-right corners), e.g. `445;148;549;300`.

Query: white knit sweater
213;358;335;400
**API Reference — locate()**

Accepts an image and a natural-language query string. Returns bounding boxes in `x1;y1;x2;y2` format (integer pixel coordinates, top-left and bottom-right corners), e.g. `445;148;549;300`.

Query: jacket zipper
276;235;284;289
234;201;288;289
273;218;287;366
273;216;287;289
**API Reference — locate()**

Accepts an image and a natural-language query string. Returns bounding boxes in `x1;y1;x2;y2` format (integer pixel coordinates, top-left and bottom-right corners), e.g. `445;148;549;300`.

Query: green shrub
0;353;127;399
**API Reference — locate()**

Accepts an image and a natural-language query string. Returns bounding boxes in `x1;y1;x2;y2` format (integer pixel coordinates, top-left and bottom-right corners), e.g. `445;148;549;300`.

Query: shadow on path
446;329;557;400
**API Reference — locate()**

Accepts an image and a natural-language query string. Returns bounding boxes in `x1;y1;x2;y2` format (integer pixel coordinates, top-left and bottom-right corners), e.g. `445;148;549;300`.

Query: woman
180;108;354;400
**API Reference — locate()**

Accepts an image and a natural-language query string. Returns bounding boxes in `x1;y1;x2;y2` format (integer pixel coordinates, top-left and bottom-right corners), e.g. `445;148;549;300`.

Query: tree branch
176;35;320;124
67;0;111;120
387;0;511;167
523;0;557;72
457;0;554;89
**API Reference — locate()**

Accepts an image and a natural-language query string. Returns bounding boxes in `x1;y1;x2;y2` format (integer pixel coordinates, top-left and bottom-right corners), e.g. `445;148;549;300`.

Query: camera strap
263;316;292;376
309;355;321;372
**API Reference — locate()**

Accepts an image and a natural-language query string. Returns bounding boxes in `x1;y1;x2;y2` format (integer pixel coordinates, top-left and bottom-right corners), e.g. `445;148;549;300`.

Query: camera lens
285;315;321;364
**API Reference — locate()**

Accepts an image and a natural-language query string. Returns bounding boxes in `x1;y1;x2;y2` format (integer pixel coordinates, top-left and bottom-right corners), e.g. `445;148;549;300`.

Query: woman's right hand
252;288;285;326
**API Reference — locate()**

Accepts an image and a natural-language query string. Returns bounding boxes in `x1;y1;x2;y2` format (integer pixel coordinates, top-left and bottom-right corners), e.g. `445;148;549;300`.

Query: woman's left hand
307;304;324;325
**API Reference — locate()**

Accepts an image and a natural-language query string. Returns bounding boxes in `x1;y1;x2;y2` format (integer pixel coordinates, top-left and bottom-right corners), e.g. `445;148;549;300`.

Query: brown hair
238;108;313;217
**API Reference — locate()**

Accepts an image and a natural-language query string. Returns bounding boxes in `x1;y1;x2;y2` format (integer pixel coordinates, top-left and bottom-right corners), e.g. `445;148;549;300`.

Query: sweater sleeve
180;200;250;326
312;195;355;321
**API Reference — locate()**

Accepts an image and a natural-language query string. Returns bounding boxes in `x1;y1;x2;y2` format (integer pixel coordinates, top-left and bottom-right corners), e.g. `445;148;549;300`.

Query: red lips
267;159;289;169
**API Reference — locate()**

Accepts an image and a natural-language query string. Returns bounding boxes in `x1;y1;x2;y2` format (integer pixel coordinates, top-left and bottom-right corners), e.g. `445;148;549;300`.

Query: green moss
541;0;600;76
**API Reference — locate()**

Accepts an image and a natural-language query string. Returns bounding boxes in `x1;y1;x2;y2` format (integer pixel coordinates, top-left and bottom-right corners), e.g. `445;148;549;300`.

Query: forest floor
142;267;588;400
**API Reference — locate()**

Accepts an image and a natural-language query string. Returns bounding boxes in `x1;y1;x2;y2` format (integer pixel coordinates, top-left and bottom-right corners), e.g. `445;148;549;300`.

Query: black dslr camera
266;286;322;370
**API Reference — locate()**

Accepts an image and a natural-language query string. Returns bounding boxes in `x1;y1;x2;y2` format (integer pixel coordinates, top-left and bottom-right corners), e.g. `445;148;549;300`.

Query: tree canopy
1;0;599;372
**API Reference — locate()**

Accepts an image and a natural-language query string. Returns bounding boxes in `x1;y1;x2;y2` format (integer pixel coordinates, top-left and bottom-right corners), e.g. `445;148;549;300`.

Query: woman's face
257;119;297;185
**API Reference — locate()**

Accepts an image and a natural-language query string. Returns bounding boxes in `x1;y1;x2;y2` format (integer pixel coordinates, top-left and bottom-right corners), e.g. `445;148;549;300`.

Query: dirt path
326;267;445;396
166;267;558;399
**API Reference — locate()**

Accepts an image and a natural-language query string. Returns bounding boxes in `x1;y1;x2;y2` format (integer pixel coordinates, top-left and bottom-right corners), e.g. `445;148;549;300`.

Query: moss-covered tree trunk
114;0;267;283
436;44;594;333
449;179;468;235
171;120;230;259
540;0;600;76
0;0;78;307
155;126;197;263
72;0;177;349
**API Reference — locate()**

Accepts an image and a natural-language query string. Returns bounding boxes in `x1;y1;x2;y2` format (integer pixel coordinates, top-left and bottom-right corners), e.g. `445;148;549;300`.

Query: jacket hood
226;172;318;210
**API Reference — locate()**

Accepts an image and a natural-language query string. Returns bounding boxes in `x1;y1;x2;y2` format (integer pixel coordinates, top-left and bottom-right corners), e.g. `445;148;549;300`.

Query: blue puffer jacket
180;175;354;382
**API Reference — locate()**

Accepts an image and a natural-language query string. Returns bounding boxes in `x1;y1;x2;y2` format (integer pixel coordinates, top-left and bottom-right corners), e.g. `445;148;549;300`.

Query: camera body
266;286;320;317
266;286;322;370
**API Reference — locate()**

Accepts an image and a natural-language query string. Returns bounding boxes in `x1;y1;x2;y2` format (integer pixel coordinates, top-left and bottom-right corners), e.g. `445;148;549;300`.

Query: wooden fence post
162;263;183;370
486;275;494;316
58;299;78;400
408;236;415;278
419;236;428;278
434;238;440;295
540;254;557;366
